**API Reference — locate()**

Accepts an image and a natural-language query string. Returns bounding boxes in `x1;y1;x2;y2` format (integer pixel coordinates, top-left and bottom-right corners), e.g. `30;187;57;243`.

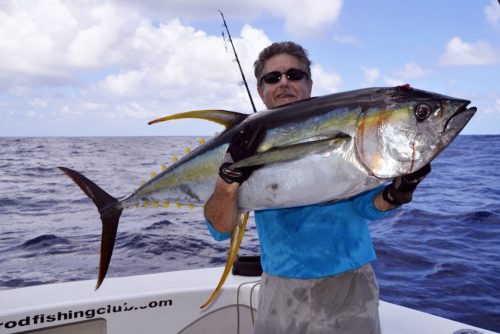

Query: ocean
0;135;499;332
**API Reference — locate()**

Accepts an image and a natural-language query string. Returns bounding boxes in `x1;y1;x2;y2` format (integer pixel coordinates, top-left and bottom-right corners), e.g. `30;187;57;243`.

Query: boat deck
0;267;495;334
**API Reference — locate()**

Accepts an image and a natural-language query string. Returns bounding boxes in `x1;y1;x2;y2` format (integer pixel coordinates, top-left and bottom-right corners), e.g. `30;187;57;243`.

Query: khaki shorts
253;264;380;334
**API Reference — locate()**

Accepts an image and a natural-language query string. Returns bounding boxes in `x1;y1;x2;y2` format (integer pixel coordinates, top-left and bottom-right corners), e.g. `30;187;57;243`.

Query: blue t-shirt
206;186;394;279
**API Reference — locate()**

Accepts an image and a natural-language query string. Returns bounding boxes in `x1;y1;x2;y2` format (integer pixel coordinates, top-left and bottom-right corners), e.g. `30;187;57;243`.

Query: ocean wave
20;234;71;252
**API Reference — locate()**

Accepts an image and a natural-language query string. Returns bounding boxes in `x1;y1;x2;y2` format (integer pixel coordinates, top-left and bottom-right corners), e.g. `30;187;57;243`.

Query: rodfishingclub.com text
0;298;173;331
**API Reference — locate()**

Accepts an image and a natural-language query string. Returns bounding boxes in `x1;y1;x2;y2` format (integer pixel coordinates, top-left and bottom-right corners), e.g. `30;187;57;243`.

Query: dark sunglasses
259;68;308;85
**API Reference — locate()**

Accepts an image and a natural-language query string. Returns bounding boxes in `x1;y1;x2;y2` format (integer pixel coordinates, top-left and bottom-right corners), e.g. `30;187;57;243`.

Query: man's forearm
204;177;240;233
373;190;399;211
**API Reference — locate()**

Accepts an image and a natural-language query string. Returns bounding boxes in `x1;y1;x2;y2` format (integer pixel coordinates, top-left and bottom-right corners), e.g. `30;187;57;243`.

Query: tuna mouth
443;101;476;134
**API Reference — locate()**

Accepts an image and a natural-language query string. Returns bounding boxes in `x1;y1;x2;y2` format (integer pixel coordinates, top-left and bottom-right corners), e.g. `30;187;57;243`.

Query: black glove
383;163;431;206
219;122;266;184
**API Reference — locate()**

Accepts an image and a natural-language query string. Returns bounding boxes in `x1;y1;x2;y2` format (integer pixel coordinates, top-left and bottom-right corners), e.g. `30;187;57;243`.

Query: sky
0;0;499;136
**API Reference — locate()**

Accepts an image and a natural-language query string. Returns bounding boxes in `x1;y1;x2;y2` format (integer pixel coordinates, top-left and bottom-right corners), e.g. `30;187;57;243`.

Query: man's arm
204;178;240;233
373;163;432;211
373;191;398;211
204;122;266;234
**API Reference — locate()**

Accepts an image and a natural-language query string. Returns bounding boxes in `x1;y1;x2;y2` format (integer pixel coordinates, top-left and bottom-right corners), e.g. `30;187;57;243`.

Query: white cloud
114;102;151;119
0;0;343;134
112;0;263;21
384;62;430;86
332;34;361;46
361;67;380;87
67;3;141;68
0;0;342;91
493;99;500;113
272;0;343;36
111;0;343;37
0;0;76;79
311;65;342;96
90;21;271;118
57;104;83;119
0;0;144;83
0;0;275;122
484;98;500;115
29;98;48;109
440;37;498;66
485;0;500;29
100;70;147;97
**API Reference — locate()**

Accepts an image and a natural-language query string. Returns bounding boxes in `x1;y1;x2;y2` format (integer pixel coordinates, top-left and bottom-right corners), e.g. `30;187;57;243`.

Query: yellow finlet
163;201;170;208
172;156;178;162
176;202;182;208
161;163;166;170
143;201;149;208
151;171;156;178
199;138;205;145
152;201;159;208
189;204;195;209
141;179;145;185
185;147;191;153
134;202;139;208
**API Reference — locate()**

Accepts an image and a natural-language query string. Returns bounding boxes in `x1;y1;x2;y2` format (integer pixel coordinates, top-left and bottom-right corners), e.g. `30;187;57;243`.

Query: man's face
257;54;313;109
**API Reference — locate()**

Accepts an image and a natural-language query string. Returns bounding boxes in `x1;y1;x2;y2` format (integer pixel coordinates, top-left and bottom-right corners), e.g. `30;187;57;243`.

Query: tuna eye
415;104;432;122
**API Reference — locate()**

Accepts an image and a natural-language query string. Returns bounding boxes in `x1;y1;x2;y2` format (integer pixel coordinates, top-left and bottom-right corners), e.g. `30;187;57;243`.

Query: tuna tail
58;166;122;290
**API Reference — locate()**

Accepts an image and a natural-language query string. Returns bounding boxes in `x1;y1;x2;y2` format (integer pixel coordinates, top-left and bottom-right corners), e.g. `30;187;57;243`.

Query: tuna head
355;86;476;178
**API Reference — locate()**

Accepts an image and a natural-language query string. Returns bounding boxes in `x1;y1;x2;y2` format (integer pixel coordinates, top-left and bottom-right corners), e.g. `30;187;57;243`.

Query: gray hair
253;41;312;84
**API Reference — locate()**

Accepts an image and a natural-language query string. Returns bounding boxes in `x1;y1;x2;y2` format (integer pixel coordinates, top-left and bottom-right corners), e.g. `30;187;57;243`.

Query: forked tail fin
58;166;123;289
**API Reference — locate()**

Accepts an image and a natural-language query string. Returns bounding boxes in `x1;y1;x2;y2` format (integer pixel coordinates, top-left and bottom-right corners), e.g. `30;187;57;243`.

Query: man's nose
278;74;290;86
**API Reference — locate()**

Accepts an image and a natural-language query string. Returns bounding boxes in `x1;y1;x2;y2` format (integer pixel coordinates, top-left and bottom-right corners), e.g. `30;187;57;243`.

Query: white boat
0;266;495;334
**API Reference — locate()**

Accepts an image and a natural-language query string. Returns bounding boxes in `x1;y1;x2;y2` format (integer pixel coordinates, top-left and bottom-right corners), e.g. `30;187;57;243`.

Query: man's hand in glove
383;163;432;206
218;122;266;184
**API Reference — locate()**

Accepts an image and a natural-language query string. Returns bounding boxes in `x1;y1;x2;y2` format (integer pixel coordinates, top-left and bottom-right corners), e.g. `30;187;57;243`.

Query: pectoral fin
148;110;248;128
232;134;351;168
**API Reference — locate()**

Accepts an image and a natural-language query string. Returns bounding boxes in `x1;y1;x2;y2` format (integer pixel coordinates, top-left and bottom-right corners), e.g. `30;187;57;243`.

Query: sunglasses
259;68;308;85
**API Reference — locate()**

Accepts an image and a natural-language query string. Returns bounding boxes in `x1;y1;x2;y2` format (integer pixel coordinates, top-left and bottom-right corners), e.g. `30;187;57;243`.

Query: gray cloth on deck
253;264;381;334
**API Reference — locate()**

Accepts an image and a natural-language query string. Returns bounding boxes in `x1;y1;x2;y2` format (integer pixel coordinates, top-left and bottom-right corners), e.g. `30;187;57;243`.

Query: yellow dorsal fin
148;110;248;129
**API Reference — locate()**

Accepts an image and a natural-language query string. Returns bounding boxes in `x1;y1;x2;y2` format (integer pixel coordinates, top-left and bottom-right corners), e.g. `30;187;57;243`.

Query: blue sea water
0;135;499;332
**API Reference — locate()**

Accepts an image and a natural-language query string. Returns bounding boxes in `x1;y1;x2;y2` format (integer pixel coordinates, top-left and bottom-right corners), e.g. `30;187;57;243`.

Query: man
204;42;430;334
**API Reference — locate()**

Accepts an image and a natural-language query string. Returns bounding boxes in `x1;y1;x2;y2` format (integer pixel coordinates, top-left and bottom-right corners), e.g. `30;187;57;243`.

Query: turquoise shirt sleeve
351;185;396;220
205;220;232;241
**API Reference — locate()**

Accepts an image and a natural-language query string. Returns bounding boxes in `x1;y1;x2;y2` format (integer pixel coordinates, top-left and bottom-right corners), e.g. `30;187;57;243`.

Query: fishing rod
219;10;257;114
200;11;259;311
